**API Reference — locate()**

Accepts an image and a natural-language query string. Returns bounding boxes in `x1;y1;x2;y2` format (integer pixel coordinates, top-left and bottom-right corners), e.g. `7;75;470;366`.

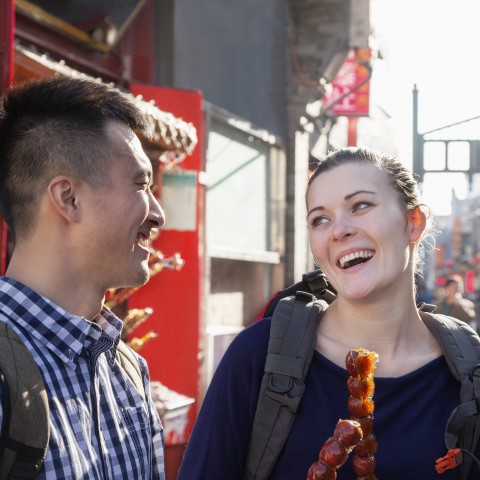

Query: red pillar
0;0;14;275
0;0;14;91
347;117;358;147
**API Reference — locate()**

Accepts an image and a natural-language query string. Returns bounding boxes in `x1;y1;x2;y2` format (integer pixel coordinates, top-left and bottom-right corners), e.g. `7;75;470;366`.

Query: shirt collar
0;277;122;369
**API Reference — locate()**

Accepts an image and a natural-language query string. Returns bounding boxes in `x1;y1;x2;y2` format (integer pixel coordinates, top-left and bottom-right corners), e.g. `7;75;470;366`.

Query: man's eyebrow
306;190;376;218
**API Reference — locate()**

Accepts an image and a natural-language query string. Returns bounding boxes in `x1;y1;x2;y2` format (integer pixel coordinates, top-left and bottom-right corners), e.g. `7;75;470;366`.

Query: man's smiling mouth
137;232;150;249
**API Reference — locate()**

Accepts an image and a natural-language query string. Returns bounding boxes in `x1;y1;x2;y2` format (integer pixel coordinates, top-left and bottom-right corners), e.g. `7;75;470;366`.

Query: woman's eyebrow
307;190;377;218
306;205;324;218
345;190;376;201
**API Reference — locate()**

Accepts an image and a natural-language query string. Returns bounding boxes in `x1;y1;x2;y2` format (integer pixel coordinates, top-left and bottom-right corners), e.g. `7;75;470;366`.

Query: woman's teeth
339;250;374;269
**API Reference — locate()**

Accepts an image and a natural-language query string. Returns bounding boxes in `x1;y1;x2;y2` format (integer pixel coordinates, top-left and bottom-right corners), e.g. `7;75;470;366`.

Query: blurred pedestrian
435;275;477;331
415;273;435;305
0;77;166;478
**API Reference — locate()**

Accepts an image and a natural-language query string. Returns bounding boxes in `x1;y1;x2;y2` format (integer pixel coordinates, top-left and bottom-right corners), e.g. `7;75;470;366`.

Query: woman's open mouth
338;250;374;269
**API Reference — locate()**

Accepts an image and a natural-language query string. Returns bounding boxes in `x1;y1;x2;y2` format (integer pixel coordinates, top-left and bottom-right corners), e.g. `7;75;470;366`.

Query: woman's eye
352;201;373;212
310;215;329;227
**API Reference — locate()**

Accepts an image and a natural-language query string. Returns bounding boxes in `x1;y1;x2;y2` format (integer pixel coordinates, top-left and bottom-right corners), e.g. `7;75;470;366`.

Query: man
0;77;166;478
436;275;477;332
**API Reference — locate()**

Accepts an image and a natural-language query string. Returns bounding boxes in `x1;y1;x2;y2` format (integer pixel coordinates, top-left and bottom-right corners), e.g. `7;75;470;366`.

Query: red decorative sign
323;49;371;117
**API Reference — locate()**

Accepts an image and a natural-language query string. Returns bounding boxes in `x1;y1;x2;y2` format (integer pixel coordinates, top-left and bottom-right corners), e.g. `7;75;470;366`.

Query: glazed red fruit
351;415;374;435
348;396;375;417
307;460;337;480
353;433;378;456
319;438;348;468
354;351;377;377
352;454;376;476
347;376;374;398
346;349;379;377
333;419;363;448
345;351;358;376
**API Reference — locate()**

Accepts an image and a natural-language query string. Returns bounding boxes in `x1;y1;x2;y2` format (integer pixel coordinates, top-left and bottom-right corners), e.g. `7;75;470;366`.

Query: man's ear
408;206;427;242
47;175;80;223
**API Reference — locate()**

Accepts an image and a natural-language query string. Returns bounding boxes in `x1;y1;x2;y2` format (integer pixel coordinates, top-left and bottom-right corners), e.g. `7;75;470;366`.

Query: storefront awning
14;41;198;159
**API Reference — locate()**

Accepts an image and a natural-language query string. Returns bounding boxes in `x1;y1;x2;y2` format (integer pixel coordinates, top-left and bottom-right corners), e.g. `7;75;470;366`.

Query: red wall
0;0;14;275
129;84;204;437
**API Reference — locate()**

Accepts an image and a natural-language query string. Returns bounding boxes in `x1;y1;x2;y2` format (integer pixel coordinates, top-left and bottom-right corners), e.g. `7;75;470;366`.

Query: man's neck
6;250;104;320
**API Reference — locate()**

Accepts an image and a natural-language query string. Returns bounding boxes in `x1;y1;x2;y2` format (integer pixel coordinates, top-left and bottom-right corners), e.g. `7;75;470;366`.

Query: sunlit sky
370;0;480;215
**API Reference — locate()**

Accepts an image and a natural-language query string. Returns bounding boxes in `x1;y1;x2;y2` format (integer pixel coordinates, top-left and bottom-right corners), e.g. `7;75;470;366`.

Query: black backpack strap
0;322;49;480
301;270;331;298
243;291;329;479
0;324;145;480
116;340;146;401
263;270;334;318
421;312;480;479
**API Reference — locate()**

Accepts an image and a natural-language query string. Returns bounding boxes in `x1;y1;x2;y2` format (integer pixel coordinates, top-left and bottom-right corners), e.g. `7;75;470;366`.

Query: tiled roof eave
14;40;198;158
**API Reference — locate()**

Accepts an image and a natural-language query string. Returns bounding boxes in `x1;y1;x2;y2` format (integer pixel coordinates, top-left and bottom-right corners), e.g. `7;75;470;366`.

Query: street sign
322;49;371;117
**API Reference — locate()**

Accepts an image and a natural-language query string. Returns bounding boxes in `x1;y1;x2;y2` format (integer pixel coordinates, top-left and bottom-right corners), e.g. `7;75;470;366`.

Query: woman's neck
316;298;442;377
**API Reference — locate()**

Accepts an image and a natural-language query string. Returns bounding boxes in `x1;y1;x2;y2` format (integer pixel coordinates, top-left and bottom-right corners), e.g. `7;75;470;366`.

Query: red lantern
465;270;475;294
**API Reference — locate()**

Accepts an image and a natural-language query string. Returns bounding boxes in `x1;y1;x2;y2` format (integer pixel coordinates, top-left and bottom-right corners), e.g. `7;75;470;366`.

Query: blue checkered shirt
0;276;165;479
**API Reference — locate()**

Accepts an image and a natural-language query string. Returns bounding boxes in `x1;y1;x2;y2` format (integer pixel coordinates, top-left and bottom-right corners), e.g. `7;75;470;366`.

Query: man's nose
148;191;165;228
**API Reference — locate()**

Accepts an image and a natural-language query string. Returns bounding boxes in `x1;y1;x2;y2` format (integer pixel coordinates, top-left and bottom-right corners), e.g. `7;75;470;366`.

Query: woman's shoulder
210;318;272;380
227;317;272;354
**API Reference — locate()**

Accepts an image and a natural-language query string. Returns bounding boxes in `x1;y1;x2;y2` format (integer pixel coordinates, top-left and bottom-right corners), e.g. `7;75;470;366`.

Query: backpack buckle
268;373;293;394
435;448;463;473
302;270;329;297
295;291;315;303
469;363;480;381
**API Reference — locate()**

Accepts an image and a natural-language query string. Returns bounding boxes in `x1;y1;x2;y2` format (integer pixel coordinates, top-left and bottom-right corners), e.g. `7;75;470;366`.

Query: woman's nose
331;216;355;241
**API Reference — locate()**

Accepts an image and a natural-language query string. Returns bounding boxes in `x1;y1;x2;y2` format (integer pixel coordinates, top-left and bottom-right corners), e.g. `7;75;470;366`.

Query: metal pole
412;84;424;184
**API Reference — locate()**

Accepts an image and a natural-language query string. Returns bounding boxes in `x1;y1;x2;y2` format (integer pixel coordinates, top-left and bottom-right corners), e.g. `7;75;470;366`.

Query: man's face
445;281;460;297
77;121;165;291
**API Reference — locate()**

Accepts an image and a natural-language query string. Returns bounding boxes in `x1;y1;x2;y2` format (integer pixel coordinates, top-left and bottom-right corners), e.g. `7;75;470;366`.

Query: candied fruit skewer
306;419;363;480
306;349;379;480
345;349;379;480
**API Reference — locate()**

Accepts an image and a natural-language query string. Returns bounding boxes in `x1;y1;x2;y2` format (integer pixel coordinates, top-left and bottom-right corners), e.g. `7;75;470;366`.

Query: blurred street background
2;1;480;477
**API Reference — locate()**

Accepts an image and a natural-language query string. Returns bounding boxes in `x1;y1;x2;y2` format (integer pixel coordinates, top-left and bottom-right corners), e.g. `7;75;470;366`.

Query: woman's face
306;161;423;301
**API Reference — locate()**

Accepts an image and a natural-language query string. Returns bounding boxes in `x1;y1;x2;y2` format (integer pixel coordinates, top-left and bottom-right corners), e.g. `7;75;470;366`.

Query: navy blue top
178;317;468;479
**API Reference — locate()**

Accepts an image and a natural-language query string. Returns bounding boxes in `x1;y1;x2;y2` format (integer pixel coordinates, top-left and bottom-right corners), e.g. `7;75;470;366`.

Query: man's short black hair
0;76;148;239
445;275;463;288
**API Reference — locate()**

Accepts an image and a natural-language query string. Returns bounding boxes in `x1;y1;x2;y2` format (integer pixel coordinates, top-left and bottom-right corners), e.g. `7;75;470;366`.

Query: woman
178;147;463;479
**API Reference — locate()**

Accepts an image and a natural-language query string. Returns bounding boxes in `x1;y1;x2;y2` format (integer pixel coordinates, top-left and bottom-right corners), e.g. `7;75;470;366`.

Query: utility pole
412;84;424;184
412;85;480;186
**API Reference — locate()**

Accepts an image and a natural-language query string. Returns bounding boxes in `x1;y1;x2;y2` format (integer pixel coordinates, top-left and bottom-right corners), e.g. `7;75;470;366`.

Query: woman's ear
47;175;80;223
408;206;427;242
